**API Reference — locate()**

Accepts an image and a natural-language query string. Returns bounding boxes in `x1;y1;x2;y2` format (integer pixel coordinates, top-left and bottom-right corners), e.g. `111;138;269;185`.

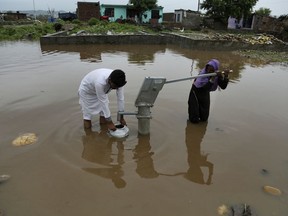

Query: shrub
53;23;63;31
88;18;99;26
72;19;81;25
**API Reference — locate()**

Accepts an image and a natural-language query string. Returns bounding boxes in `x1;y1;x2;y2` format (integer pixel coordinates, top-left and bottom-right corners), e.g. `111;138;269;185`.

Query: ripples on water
0;41;287;216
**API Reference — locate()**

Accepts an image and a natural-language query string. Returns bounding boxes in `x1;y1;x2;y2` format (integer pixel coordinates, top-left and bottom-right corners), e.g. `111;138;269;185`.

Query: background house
174;9;186;23
162;9;202;30
1;11;27;21
100;4;127;22
100;4;163;23
76;1;163;23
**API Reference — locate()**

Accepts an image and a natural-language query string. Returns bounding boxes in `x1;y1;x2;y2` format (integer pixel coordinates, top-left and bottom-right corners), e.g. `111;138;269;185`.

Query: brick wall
77;2;100;21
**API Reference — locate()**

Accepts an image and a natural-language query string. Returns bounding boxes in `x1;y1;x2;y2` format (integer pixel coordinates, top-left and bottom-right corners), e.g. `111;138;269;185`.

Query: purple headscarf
193;59;220;91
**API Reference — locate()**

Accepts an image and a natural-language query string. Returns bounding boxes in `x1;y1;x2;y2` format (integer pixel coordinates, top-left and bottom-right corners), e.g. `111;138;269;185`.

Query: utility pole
197;0;200;12
33;0;36;20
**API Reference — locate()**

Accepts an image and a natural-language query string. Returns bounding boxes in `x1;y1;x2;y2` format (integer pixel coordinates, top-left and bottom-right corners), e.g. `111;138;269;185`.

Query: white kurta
78;68;125;120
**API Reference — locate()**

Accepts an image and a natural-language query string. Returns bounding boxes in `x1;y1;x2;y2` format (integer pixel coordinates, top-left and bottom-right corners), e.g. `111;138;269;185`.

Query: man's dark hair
110;69;127;88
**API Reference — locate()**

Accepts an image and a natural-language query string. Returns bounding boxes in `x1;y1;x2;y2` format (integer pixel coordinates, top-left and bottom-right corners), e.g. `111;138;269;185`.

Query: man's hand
120;118;127;126
107;121;116;131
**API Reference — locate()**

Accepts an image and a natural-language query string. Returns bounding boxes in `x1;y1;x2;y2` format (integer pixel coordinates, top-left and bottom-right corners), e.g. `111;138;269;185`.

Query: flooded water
0;41;287;216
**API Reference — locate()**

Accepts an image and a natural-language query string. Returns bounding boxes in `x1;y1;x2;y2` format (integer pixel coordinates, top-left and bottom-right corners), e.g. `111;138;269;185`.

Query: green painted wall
100;4;163;23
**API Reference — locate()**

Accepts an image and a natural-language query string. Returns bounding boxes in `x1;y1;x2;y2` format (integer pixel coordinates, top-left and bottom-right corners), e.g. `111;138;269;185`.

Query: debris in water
217;204;229;215
0;174;10;183
261;169;269;175
217;203;253;216
263;185;282;196
12;133;38;146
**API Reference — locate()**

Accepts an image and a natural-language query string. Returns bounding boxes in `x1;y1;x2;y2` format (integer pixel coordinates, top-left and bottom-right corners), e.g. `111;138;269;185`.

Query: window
177;13;180;22
104;8;114;17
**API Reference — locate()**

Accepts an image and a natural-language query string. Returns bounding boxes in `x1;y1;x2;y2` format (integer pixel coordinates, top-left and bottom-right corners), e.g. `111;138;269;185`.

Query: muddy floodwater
0;41;288;216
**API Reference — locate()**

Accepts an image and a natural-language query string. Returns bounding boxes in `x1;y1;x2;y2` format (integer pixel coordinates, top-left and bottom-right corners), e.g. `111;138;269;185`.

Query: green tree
201;0;258;25
129;0;157;23
255;7;271;16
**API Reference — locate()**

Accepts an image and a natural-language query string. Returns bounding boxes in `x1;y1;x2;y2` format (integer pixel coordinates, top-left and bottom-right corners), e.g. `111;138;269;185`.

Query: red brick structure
163;13;174;22
3;11;27;21
77;1;100;21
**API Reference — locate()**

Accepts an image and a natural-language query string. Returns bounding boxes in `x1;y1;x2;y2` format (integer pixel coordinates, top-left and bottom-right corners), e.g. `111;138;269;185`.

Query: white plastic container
108;124;129;138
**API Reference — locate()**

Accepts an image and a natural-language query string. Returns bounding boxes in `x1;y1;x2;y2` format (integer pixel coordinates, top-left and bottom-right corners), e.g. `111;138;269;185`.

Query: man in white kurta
78;68;127;130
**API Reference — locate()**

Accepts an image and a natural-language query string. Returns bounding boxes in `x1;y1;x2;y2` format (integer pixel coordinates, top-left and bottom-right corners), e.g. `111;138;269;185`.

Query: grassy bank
0;19;152;41
0;22;56;40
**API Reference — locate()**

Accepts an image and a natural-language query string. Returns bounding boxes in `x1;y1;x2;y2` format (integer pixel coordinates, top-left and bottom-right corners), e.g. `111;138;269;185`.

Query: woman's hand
223;69;231;78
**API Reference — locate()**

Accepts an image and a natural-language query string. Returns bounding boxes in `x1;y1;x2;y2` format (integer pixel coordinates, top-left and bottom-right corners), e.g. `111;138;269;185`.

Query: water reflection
81;121;213;187
133;134;159;178
81;126;159;189
40;43;245;82
184;121;213;185
41;44;165;65
159;121;213;185
81;126;126;189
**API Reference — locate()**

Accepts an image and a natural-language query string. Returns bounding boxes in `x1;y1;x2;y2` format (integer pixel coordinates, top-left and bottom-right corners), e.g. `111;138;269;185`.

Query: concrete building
174;9;186;23
0;11;27;21
76;1;163;23
100;3;163;23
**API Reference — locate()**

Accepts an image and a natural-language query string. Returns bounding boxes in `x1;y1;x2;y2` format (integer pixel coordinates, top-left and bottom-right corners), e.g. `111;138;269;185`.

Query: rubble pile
243;34;285;45
205;33;286;45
